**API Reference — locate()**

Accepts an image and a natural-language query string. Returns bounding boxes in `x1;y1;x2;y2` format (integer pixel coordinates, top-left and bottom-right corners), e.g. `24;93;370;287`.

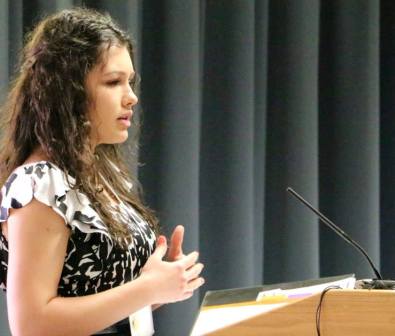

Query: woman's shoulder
0;160;73;223
12;160;68;178
1;161;113;238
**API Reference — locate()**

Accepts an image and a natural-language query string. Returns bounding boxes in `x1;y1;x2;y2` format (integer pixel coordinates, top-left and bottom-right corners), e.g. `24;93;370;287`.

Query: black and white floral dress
0;161;156;297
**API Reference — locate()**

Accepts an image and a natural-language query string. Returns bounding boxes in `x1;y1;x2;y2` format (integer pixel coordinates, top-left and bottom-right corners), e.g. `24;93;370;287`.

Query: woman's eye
107;80;120;86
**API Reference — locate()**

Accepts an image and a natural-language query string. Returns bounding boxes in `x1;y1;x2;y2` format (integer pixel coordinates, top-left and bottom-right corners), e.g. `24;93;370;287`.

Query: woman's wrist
131;272;158;306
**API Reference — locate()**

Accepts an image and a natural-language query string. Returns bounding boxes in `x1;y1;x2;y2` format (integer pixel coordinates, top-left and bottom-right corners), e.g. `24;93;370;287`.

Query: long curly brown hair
0;7;158;247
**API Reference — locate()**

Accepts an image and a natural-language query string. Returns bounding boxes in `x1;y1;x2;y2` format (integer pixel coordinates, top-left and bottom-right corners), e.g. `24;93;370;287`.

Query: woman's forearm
11;276;155;336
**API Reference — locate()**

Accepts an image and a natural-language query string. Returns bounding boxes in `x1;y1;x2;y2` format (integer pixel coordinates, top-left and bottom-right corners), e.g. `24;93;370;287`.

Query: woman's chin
98;133;129;146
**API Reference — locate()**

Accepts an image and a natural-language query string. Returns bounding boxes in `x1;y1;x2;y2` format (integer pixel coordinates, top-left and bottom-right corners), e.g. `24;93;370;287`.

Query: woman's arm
6;198;204;336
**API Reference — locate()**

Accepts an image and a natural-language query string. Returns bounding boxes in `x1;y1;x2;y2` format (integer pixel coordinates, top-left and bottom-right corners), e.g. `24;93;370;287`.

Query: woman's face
85;44;138;147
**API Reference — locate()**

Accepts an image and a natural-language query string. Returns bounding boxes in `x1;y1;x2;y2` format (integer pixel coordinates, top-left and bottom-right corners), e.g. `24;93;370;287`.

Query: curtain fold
0;1;391;335
0;1;8;95
200;0;257;291
253;0;269;285
319;0;380;278
381;0;395;280
145;1;202;334
264;0;320;284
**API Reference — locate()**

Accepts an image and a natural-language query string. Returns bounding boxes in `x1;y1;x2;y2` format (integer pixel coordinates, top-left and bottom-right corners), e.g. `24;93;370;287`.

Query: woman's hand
140;231;204;305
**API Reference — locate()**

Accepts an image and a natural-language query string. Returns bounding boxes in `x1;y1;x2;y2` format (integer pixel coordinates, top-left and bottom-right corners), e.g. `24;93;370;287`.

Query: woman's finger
179;251;199;269
152;235;168;260
187;277;205;292
167;225;184;260
186;263;204;280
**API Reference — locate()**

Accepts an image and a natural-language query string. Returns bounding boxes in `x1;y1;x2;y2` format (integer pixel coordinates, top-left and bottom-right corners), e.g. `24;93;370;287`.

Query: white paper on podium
256;275;356;301
190;302;287;336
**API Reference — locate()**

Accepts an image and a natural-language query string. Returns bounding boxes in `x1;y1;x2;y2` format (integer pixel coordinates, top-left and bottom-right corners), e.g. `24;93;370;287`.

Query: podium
191;277;395;335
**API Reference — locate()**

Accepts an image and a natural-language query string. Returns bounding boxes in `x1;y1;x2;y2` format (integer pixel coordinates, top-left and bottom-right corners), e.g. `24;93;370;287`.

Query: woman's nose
123;88;138;109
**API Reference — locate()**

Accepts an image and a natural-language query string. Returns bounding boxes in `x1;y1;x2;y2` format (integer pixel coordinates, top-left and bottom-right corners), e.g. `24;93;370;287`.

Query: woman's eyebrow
102;70;135;78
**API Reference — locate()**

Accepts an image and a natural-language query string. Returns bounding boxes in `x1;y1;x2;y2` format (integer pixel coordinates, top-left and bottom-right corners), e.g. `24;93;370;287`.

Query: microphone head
355;279;395;290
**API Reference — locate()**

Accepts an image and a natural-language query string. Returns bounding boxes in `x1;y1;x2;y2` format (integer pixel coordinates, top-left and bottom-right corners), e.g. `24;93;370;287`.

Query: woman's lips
117;115;131;127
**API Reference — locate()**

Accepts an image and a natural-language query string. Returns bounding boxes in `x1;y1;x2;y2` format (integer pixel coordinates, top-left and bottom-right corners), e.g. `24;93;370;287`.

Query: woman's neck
23;147;50;165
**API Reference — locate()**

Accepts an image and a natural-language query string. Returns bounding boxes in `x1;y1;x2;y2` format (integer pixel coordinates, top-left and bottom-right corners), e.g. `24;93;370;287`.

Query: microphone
287;187;395;290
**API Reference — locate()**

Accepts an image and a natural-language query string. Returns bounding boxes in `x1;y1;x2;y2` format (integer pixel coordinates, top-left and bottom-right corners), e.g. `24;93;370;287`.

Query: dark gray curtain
0;1;392;335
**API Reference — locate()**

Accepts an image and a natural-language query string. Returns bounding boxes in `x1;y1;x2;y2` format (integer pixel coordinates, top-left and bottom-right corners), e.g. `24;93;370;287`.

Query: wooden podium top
201;289;395;336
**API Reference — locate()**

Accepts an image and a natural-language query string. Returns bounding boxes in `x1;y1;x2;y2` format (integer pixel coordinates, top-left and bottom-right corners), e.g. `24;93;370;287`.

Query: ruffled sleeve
0;162;71;224
0;162;111;238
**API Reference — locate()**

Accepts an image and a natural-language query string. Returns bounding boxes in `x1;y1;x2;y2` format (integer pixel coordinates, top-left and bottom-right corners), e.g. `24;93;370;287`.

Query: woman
0;7;204;336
